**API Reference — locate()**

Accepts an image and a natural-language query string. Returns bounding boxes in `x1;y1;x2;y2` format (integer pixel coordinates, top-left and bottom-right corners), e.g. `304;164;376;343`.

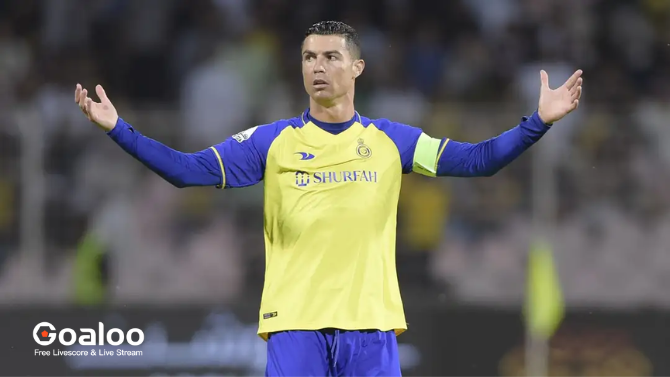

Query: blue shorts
266;329;401;377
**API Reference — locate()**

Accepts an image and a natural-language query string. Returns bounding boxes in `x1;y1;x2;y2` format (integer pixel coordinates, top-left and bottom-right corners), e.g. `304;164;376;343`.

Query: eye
328;55;338;61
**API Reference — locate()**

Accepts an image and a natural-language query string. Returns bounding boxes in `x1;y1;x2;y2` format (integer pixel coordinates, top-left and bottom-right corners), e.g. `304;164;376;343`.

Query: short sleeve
373;119;423;174
210;122;284;188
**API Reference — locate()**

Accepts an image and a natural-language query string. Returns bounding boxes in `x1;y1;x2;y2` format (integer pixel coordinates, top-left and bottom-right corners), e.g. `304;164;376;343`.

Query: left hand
537;69;583;124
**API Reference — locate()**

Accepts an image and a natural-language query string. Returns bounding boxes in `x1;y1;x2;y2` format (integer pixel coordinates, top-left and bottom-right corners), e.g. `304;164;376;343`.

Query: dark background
1;0;670;375
2;304;669;376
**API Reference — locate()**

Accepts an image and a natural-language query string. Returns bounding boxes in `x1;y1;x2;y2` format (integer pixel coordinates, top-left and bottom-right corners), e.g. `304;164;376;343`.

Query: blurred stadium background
1;0;670;375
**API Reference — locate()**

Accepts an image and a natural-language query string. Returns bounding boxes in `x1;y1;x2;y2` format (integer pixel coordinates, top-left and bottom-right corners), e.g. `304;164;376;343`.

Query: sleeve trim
209;146;226;189
435;138;450;171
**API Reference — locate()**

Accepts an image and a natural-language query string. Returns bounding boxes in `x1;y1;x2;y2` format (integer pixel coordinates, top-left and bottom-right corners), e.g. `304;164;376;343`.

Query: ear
353;59;365;79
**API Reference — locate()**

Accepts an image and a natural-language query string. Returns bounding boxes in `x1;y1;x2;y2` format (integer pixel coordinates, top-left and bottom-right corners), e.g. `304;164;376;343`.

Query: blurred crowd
0;0;669;308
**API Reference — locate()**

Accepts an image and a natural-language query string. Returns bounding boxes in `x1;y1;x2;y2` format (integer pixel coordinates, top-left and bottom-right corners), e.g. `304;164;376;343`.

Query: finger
96;85;109;103
564;69;583;90
75;84;81;103
79;89;88;108
85;98;93;118
540;70;549;89
78;89;89;115
572;86;582;101
569;78;583;95
571;99;580;111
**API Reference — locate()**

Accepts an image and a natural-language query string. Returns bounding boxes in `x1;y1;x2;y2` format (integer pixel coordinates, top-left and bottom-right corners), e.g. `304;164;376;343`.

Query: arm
413;111;551;177
75;84;281;188
107;118;222;188
109;118;277;189
74;84;218;187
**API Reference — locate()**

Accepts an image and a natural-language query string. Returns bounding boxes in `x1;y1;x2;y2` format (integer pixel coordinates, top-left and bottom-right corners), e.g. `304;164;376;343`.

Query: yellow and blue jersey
107;108;551;340
210;110;423;339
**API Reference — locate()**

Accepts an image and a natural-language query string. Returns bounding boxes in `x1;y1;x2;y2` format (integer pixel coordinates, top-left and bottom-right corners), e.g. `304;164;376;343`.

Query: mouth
313;79;328;87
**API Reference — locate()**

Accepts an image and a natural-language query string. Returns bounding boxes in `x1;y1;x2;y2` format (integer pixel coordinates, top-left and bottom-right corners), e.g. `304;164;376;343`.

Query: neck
309;93;355;123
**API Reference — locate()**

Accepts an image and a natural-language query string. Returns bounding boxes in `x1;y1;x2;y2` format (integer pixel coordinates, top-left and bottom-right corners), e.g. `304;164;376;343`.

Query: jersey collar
301;108;361;135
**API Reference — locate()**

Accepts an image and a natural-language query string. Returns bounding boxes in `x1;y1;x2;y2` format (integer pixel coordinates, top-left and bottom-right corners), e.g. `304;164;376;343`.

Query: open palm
537;69;583;124
74;84;119;132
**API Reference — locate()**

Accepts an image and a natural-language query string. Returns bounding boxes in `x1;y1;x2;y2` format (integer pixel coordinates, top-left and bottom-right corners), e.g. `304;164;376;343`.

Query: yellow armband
412;133;449;177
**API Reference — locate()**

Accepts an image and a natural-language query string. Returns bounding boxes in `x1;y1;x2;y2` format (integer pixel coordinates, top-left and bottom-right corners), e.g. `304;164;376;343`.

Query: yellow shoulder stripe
209;146;226;189
435;138;449;170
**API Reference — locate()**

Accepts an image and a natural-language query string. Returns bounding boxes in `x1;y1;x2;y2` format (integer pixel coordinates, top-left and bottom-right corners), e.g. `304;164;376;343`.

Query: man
75;21;582;377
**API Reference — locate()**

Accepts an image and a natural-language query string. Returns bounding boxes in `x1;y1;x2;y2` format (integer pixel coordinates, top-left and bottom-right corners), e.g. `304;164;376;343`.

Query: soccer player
74;21;582;377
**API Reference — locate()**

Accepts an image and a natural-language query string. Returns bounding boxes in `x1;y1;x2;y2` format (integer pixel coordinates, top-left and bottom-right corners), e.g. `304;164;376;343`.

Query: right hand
537;69;583;124
75;84;119;132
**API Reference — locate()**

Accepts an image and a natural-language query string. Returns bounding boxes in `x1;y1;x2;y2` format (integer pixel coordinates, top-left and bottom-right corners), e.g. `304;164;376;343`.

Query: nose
313;56;326;74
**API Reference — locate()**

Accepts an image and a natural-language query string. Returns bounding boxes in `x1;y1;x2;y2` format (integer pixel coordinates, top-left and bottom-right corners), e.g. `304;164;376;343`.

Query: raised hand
537;69;583;124
74;84;119;132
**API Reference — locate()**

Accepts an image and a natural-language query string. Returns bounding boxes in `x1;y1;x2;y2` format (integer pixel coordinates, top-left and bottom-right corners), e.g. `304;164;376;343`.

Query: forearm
437;111;550;177
107;118;222;188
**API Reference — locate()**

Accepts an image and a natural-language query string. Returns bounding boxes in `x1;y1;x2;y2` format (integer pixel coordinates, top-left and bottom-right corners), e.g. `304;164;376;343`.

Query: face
301;34;364;104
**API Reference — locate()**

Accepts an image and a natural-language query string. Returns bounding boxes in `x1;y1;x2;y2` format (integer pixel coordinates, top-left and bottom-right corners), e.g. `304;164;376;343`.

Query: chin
311;90;336;101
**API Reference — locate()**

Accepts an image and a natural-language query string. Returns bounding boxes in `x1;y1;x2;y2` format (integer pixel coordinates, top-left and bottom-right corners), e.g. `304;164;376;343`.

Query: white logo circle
107;328;124;346
59;328;77;346
33;322;56;346
126;328;144;346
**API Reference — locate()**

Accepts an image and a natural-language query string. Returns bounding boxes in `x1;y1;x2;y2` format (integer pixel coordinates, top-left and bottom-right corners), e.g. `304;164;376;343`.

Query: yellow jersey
210;109;426;340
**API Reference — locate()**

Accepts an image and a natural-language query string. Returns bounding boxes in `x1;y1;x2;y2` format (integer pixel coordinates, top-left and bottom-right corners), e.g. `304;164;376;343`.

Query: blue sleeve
210;121;284;188
374;119;423;174
107;118;221;188
436;111;551;177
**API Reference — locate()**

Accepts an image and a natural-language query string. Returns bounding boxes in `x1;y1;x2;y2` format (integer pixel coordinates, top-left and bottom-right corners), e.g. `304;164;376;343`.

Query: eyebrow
302;50;343;56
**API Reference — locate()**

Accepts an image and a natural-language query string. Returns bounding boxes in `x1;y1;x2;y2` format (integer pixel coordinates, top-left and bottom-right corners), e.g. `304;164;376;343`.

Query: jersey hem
257;325;408;341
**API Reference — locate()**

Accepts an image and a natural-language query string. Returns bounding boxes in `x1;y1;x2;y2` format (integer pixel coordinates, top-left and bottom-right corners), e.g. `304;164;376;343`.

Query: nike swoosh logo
295;152;315;160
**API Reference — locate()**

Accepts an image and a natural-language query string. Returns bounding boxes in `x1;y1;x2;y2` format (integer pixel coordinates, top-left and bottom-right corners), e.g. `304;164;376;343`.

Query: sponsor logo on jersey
294;170;378;187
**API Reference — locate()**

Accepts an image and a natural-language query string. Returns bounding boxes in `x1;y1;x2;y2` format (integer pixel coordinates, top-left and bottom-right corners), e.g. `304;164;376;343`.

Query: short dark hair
304;21;361;58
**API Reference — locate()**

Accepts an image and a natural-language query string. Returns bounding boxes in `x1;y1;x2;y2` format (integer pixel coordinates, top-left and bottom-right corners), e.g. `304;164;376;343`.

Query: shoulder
359;115;424;174
231;116;303;147
360;115;422;133
359;115;423;144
